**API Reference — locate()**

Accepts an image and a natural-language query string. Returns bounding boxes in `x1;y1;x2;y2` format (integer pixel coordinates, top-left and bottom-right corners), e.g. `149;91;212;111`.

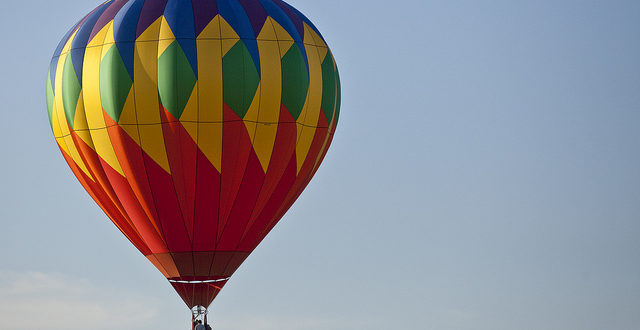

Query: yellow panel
50;62;64;140
55;137;66;151
158;16;176;56
196;40;223;123
304;22;328;62
256;20;282;124
179;82;199;122
242;82;261;123
82;22;125;176
252;122;279;172
118;87;138;125
222;38;240;56
197;123;223;171
51;104;64;142
196;38;224;171
306;23;328;48
257;17;276;41
220;16;240;55
249;19;283;171
137;17;162;42
243;82;262;140
101;23;116;60
138;124;171;174
270;18;294;57
63;133;93;179
73;91;89;132
51;31;74;146
134;19;162;125
295;24;324;172
53;78;93;180
88;128;121;171
179;83;199;141
117;88;141;145
54;32;75;137
133;18;171;173
52;32;94;180
198;15;222;39
272;18;293;42
182;122;197;147
220;16;240;39
72;91;94;148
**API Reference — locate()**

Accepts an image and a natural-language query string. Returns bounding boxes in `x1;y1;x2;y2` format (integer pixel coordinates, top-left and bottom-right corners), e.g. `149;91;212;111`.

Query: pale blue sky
1;1;640;329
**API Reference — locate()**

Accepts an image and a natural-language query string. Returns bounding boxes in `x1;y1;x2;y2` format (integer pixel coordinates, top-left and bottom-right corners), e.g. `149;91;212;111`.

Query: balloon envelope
46;0;340;309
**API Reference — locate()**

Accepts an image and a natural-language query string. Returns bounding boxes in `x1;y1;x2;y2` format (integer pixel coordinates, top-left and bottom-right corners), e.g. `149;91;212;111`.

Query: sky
1;0;640;329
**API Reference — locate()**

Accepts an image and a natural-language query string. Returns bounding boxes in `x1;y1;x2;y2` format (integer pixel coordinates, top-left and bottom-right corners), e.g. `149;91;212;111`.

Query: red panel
170;281;193;307
221;252;250;276
309;120;337;181
172;252;195;276
192;148;221;251
266;111;330;231
142;146;192;252
107;116;192;252
216;150;265;250
57;100;337;311
193;252;215;276
218;105;252;240
242;111;330;250
105;114;163;241
210;251;234;276
58;145;151;255
242;105;298;239
160;107;197;243
99;155;168;253
237;154;297;251
69;131;130;228
169;279;227;308
69;131;168;254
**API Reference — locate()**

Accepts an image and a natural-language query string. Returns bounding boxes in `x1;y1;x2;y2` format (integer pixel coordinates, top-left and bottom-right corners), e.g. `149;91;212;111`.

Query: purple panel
272;0;303;39
136;0;169;37
89;0;130;41
237;0;268;36
192;0;218;36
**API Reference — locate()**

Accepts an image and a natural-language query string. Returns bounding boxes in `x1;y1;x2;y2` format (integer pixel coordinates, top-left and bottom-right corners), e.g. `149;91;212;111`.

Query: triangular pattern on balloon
46;0;341;312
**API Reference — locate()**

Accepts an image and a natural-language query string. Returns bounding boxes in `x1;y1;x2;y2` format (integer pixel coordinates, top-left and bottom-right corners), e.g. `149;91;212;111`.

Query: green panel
158;41;197;119
281;43;309;120
62;56;82;128
335;67;341;123
222;40;260;118
100;46;133;122
45;69;55;129
320;53;337;123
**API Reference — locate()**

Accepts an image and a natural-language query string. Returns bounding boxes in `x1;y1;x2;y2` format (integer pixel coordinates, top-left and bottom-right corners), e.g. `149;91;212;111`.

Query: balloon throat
169;277;230;284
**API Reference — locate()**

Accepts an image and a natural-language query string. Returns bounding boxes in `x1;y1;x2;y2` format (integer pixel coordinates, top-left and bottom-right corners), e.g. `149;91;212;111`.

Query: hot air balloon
45;0;340;324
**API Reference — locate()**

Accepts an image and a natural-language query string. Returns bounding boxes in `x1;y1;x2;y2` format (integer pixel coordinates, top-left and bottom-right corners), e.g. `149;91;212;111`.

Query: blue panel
70;1;112;84
218;0;261;75
164;0;198;76
114;0;147;79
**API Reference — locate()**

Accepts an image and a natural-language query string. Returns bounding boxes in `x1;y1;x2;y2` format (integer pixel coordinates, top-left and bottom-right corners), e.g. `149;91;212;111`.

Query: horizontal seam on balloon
54;121;329;139
54;39;326;57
